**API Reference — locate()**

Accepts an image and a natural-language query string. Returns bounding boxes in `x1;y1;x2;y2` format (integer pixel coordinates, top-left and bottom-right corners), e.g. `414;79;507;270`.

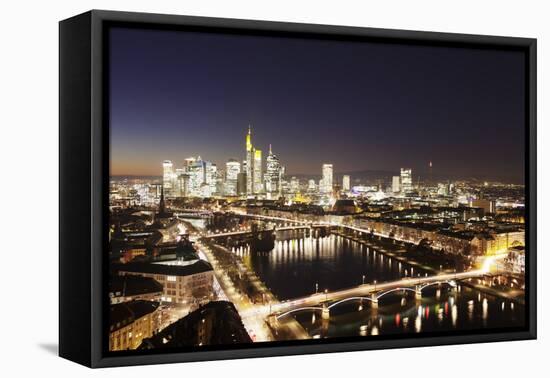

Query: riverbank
335;231;525;305
199;238;310;341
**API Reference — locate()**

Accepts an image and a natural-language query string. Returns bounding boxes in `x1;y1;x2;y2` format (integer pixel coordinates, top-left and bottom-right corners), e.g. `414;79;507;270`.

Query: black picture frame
59;9;537;368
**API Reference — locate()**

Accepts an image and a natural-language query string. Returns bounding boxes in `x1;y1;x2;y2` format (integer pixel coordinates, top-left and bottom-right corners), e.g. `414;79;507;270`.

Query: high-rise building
400;168;412;194
206;163;217;196
237;172;247;196
185;157;215;197
253;149;263;193
265;144;282;198
176;173;190;197
290;177;300;193
307;179;316;193
225;159;240;196
245;126;254;195
392;176;401;193
187;158;205;197
163;160;175;197
342;175;351;192
321;164;333;194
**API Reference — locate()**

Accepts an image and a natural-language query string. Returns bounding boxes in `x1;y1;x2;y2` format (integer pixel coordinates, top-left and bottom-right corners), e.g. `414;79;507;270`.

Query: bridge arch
375;287;418;300
327;296;374;309
275;307;323;320
418;280;456;291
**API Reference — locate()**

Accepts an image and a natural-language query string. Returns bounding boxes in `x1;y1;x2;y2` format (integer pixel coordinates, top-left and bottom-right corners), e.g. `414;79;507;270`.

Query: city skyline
109;27;525;182
107;26;527;353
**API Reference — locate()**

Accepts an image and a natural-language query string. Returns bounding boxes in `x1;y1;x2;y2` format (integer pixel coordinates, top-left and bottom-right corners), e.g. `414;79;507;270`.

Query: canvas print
107;26;527;352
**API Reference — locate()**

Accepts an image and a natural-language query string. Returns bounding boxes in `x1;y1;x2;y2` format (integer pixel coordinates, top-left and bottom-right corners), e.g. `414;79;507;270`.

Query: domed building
331;199;361;215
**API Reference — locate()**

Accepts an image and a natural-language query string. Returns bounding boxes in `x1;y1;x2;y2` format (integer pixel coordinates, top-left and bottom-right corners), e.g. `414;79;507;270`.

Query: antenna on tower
429;160;433;184
269;143;272;154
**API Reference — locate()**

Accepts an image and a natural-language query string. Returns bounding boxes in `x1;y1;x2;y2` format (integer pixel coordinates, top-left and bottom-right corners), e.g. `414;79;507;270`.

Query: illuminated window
167;276;177;282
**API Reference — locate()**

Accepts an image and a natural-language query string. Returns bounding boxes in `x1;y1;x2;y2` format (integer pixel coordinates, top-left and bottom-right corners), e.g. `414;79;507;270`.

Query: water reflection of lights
437;307;444;322
371;326;379;335
451;305;458;327
482;298;488;321
415;315;422;333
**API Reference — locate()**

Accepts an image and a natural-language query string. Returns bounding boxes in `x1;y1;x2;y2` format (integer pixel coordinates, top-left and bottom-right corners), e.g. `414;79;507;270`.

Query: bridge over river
270;269;490;319
197;211;499;339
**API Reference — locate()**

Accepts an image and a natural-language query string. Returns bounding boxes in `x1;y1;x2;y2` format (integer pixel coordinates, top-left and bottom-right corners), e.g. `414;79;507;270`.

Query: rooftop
109;275;163;298
119;259;213;277
110;300;159;332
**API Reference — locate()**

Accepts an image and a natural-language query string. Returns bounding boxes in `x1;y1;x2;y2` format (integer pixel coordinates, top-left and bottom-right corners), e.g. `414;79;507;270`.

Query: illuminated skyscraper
342;175;351;192
245;126;254;195
184;157;215;197
225;159;240;196
265;144;282;198
163;160;174;197
187;158;204;197
206;163;217;196
174;168;186;197
321;164;333;194
400;168;412;194
392;176;401;193
290;177;300;193
253;149;263;193
237;172;247;196
307;179;316;193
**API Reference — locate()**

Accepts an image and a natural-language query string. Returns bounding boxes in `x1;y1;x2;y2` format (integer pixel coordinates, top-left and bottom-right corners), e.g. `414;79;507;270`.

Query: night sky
109;27;526;183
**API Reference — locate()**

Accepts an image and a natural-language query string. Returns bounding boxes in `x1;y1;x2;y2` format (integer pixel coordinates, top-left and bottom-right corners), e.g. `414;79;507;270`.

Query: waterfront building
400;168;412;194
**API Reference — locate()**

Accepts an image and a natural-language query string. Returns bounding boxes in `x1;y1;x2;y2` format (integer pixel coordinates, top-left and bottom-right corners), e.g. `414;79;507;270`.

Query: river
234;231;525;338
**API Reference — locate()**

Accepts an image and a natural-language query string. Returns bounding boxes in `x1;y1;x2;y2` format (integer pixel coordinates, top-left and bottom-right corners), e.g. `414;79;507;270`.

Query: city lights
109;121;526;351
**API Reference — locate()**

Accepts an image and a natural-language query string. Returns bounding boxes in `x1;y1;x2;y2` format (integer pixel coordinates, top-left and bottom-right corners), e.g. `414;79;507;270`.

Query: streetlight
362;275;366;285
315;282;319;294
374;280;377;291
324;289;328;302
